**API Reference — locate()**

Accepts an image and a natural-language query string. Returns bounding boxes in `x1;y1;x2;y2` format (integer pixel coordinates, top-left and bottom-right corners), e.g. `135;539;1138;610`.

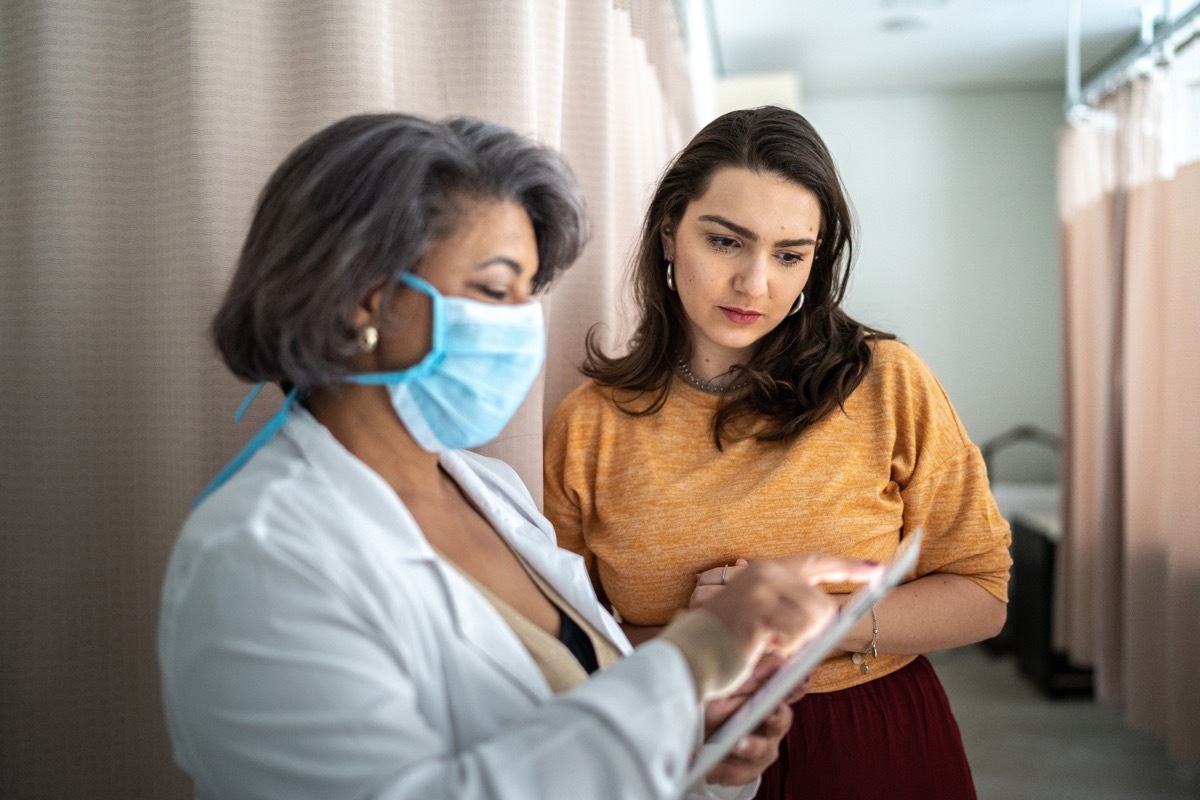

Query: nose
732;252;769;298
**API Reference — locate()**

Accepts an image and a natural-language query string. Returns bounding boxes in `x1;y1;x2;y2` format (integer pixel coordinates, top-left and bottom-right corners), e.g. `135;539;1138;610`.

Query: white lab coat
159;407;754;800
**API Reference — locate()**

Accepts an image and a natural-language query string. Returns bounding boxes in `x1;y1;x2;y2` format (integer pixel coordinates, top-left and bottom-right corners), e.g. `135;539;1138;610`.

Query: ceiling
706;0;1192;95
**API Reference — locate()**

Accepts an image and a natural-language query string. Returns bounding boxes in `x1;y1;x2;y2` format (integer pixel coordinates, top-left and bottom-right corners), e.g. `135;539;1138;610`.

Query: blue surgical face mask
193;272;544;507
345;273;546;453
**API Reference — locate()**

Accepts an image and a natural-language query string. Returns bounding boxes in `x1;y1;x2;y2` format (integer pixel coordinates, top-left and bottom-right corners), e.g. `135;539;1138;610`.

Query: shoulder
867;337;929;373
545;379;623;442
550;379;616;420
187;433;330;536
860;338;946;397
167;421;410;609
549;377;668;425
172;444;353;580
860;338;970;445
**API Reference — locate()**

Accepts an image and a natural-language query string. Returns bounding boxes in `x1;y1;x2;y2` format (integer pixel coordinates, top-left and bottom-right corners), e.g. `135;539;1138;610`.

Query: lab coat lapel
441;451;632;656
430;558;550;701
508;531;632;655
285;412;550;700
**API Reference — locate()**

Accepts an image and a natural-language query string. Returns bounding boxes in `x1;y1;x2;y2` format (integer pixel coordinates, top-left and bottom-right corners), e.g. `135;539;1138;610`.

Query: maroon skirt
754;655;976;800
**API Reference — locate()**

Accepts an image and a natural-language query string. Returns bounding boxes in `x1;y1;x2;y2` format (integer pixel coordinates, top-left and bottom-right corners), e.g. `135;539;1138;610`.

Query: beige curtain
0;1;695;795
1057;43;1200;770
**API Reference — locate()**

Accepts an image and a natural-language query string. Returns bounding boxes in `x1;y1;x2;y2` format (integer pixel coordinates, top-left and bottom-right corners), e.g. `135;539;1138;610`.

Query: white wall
805;88;1064;481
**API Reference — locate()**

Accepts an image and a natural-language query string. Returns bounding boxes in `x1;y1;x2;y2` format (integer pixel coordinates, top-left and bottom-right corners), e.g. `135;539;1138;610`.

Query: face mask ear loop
399;272;445;354
192;386;301;508
349;273;446;385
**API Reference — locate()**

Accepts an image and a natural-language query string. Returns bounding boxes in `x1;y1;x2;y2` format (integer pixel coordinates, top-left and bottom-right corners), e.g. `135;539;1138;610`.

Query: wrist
849;604;879;674
659;608;752;702
834;595;872;652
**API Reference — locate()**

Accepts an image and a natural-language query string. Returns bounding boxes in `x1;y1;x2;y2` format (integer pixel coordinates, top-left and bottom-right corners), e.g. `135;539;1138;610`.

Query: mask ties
193;384;301;508
234;381;266;422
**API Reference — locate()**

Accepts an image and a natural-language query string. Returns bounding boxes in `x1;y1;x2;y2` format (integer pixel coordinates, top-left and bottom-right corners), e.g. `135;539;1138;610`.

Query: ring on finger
721;564;729;585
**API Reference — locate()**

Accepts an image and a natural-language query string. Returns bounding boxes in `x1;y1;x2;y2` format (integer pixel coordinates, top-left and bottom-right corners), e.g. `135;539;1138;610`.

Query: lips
719;306;763;325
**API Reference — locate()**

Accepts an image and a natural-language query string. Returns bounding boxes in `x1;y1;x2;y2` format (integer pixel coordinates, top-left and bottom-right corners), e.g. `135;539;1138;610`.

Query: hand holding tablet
687;528;924;790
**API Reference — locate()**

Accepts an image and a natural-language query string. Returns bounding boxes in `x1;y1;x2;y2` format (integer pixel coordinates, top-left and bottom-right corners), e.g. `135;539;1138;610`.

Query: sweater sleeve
885;346;1012;601
544;386;598;585
903;444;1012;601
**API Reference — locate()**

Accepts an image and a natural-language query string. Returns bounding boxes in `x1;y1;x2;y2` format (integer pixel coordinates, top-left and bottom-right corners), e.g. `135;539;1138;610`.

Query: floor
932;646;1200;800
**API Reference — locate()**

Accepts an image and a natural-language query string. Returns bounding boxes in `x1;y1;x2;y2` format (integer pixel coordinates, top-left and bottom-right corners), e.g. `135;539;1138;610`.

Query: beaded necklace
674;354;746;395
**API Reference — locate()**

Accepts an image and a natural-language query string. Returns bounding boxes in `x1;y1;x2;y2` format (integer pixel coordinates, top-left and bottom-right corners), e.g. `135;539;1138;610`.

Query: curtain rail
1072;2;1200;112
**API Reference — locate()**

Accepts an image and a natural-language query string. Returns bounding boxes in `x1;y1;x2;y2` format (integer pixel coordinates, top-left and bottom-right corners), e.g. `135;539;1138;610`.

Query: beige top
462;558;621;694
463;553;748;700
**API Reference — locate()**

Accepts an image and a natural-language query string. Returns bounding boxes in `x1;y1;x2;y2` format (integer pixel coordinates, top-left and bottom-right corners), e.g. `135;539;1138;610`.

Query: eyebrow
475;256;524;275
698;214;817;248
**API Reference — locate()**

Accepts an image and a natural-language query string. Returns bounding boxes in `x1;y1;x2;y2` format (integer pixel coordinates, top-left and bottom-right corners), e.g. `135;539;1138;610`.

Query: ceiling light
881;13;932;32
879;0;947;32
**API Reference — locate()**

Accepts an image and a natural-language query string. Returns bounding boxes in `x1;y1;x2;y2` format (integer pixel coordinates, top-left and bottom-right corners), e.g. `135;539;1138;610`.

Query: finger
757;702;793;737
705;739;772;786
752;651;787;680
697;562;750;587
702;694;745;734
732;652;786;695
706;701;792;785
777;553;885;587
689;585;723;608
731;732;771;763
783;673;813;705
706;761;758;787
759;586;839;655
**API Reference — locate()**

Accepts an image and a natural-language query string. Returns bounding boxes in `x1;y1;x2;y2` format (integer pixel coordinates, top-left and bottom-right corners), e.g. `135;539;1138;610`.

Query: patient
543;105;1012;800
156;111;883;799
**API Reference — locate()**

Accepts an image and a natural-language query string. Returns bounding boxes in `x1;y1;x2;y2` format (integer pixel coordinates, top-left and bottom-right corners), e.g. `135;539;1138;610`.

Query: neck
675;353;745;395
679;338;756;387
307;384;441;494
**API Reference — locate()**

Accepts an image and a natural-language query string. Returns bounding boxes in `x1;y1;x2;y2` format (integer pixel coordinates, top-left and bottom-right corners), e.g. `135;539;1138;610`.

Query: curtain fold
1057;45;1200;770
0;2;696;796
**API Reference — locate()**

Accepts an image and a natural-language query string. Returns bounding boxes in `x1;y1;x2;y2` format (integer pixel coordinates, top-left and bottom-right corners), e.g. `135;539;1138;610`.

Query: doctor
158;112;882;800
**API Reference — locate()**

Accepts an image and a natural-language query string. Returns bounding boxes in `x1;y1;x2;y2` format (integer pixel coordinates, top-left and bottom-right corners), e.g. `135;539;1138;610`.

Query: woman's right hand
689;558;749;608
697;554;883;662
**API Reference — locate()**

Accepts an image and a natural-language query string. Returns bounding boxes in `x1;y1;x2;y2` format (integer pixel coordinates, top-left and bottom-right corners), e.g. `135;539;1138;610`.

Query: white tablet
684;528;924;789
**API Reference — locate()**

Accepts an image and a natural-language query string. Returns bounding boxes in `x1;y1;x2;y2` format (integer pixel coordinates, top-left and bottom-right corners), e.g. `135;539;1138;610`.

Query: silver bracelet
850;604;878;674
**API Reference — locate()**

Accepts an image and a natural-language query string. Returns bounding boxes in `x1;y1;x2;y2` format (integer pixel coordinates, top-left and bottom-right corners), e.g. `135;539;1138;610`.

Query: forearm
837;573;1006;655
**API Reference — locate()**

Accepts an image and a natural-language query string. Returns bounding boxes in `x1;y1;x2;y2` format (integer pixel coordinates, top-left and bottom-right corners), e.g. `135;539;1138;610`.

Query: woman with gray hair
157;112;881;800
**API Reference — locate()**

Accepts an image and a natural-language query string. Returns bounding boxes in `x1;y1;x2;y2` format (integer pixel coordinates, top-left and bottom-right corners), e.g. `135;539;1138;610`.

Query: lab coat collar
441;451;631;657
279;410;627;699
282;406;439;561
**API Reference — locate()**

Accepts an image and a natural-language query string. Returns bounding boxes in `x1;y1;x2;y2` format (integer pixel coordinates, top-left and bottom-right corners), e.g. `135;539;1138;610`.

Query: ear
660;224;676;261
354;280;388;328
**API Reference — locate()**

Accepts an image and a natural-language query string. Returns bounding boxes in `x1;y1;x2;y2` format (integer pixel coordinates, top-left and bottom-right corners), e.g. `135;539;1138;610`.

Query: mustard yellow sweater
543;339;1011;693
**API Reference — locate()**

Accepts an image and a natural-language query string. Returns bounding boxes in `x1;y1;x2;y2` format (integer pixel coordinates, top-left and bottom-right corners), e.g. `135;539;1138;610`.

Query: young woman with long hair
544;106;1011;800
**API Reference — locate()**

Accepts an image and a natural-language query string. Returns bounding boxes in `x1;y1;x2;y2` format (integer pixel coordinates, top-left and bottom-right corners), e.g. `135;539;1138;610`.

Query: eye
707;235;739;252
776;251;807;267
472;283;509;302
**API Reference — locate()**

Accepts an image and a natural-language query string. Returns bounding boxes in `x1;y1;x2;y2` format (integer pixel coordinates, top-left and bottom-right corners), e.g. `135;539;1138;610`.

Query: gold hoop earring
357;324;379;353
787;292;805;316
666;260;676;292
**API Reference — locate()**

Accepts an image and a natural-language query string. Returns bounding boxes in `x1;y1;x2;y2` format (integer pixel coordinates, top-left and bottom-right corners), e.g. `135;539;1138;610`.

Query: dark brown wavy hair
582;106;892;448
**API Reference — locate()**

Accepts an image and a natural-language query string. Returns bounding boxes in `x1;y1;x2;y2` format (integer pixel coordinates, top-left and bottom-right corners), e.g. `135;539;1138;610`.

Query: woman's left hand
690;558;749;608
703;700;792;786
701;653;811;786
